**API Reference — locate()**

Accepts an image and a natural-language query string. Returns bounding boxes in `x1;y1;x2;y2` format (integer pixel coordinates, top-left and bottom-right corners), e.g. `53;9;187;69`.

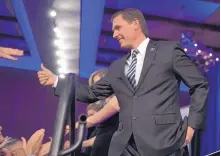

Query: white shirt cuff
52;75;59;88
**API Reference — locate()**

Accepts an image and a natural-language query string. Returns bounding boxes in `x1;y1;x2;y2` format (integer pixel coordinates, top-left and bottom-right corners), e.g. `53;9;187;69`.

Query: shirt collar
131;37;150;56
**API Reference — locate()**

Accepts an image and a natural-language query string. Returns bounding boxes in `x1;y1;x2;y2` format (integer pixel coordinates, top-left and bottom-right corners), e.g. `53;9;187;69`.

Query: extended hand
0;47;23;60
38;137;52;156
181;126;195;148
37;64;57;86
21;129;45;155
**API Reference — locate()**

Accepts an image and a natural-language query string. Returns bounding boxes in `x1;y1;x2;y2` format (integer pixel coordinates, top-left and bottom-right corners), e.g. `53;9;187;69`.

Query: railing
49;74;87;156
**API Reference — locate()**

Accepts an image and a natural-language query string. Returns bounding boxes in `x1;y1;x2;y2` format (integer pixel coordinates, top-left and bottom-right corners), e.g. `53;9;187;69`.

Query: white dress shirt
125;38;150;85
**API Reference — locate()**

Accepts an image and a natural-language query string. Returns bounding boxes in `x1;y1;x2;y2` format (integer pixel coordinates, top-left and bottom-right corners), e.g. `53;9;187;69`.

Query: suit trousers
120;135;189;156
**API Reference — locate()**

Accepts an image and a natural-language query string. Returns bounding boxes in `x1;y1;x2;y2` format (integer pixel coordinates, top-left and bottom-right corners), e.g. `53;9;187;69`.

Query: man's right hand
37;64;57;86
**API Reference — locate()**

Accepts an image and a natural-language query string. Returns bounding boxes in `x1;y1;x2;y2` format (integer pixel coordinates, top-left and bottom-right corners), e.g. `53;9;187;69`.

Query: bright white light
54;39;65;47
56;51;64;57
59;74;65;79
194;43;198;47
205;61;209;66
55;31;62;38
54;39;61;45
198;50;201;53
53;28;62;38
57;59;66;65
209;53;213;57
53;27;58;32
216;58;219;61
58;67;66;73
49;10;57;17
184;48;187;52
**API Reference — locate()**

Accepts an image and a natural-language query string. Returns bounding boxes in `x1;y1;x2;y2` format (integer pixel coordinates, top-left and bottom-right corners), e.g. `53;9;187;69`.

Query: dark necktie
126;49;139;89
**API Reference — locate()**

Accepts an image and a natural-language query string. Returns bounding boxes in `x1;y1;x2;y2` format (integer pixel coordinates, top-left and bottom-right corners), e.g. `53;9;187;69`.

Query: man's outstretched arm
37;64;114;103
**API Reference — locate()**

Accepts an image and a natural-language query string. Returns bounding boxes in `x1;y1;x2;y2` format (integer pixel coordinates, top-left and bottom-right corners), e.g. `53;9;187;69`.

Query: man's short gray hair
111;8;148;37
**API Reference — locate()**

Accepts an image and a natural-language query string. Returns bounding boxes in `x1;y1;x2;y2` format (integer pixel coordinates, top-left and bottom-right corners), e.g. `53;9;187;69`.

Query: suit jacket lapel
136;40;158;91
119;52;135;93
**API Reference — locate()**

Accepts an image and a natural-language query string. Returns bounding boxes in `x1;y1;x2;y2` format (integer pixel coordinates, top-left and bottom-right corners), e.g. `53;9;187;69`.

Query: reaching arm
86;96;120;128
82;137;96;148
55;66;115;103
0;47;23;60
173;43;209;130
38;63;115;103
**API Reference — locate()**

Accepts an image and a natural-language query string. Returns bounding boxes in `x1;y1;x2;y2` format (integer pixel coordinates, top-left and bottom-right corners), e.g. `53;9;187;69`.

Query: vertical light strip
49;0;81;78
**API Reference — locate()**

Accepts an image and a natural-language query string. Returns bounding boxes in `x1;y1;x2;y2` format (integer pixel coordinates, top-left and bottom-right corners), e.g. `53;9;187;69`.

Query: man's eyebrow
112;25;120;31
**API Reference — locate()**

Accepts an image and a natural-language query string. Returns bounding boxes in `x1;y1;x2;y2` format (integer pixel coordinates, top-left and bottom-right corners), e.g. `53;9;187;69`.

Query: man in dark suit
37;8;209;156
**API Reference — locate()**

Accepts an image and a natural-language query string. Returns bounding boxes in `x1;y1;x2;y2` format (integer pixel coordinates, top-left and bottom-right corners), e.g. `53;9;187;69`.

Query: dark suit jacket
55;40;209;156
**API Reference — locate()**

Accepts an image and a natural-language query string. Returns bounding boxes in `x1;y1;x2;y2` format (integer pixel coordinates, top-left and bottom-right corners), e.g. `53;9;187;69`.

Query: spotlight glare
57;59;65;65
53;27;58;32
56;51;64;57
49;10;57;17
54;39;64;47
59;74;65;79
58;67;66;73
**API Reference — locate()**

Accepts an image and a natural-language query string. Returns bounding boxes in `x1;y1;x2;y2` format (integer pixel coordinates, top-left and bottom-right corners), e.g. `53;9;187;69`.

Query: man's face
112;15;136;49
0;125;4;144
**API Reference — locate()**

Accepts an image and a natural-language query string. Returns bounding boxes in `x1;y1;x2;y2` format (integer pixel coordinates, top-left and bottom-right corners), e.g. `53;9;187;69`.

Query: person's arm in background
0;47;23;60
65;97;120;135
82;137;96;148
172;43;209;147
21;129;45;156
38;64;115;103
80;97;120;128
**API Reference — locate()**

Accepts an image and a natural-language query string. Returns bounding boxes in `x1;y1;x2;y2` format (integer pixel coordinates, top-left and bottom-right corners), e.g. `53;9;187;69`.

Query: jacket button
133;117;137;120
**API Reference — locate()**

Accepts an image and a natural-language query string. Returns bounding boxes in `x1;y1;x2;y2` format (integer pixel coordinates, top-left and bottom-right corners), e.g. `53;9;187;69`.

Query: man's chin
120;43;131;49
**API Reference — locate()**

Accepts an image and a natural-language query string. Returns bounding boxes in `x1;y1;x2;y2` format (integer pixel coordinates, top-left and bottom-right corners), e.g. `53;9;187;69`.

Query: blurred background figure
0;148;12;156
0;125;51;156
65;69;119;156
0;125;23;152
78;69;119;156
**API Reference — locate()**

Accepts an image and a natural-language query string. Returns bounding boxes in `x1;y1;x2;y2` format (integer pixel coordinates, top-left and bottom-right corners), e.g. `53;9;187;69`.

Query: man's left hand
181;126;195;148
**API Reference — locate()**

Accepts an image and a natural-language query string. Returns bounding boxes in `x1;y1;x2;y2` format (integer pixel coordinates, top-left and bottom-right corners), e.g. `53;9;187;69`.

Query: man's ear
133;18;140;30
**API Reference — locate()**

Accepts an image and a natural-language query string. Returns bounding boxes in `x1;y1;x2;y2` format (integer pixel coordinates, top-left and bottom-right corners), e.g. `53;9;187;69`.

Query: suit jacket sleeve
172;43;209;130
55;65;114;104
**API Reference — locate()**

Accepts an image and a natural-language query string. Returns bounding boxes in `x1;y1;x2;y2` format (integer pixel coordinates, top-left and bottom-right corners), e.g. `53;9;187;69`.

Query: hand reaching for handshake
0;47;23;60
9;129;52;156
21;129;45;156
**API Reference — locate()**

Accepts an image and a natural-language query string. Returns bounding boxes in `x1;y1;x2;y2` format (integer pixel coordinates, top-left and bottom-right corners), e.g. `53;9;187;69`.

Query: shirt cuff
52;75;58;88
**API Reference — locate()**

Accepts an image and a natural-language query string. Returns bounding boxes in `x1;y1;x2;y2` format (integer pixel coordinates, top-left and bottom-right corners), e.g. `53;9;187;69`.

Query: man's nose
113;31;118;38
